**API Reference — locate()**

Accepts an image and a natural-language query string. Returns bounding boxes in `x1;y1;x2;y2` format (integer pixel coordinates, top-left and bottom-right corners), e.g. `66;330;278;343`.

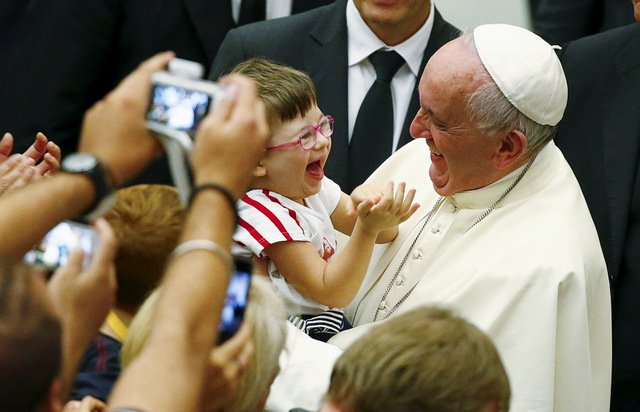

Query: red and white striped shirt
233;177;342;315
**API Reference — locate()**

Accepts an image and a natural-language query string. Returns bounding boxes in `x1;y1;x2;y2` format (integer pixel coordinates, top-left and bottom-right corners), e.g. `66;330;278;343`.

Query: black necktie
348;50;405;192
238;0;266;25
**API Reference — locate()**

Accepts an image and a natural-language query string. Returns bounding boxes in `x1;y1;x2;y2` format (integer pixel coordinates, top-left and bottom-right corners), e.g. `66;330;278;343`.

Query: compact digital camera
24;220;99;272
146;58;225;150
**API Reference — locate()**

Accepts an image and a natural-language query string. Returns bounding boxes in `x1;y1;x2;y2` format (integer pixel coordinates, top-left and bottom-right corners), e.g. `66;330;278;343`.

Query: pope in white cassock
267;24;612;412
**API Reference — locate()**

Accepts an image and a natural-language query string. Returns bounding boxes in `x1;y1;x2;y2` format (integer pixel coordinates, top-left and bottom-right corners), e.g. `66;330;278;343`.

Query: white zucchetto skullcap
473;24;568;126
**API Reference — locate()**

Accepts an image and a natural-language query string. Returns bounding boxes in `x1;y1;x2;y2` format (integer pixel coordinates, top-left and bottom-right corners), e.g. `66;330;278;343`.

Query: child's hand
346;183;384;218
356;181;419;234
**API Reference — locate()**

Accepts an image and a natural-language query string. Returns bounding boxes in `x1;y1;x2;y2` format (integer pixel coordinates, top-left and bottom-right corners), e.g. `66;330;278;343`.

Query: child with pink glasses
230;58;419;341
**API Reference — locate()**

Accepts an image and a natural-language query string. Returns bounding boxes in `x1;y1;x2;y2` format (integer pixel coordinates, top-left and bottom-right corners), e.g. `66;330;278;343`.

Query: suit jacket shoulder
209;0;344;79
533;0;635;45
561;23;640;73
556;22;640;280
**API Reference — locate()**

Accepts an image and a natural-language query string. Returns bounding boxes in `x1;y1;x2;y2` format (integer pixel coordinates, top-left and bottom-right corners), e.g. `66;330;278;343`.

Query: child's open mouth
306;160;324;180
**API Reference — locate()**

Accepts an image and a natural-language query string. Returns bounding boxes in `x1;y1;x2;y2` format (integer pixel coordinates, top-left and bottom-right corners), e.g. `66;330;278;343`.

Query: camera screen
24;221;97;271
147;84;211;134
218;263;251;343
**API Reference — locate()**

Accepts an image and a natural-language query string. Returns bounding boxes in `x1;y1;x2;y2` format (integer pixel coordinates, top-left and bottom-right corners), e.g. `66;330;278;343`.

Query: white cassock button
395;276;405;286
412;251;423;259
449;203;457;213
431;225;440;234
378;301;387;311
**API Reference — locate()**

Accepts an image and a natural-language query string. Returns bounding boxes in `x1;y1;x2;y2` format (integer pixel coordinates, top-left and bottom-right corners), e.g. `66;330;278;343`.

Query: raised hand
79;52;174;186
47;218;118;400
345;183;384;218
0;154;36;193
63;396;107;412
356;181;420;234
0;132;62;194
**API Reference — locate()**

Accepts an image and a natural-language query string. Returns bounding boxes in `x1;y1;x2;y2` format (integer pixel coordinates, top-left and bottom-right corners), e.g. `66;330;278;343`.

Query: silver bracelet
169;239;234;273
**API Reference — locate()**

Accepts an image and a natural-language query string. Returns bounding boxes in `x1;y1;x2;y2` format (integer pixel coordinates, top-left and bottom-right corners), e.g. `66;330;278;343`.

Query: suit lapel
398;8;460;147
601;34;640;281
304;0;350;186
182;0;235;66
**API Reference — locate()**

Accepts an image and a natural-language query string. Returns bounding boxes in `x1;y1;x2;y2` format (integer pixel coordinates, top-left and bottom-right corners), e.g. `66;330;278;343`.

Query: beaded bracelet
168;239;235;273
189;183;238;227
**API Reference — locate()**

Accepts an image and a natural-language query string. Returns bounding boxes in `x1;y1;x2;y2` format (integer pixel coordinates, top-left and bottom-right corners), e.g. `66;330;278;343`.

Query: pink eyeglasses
267;115;334;151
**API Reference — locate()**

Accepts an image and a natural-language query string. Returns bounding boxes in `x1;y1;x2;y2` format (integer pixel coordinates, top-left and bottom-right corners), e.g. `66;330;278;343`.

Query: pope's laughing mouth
428;140;444;160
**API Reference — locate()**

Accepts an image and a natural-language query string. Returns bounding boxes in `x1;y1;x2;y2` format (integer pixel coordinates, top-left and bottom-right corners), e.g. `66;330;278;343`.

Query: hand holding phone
144;58;226;205
204;324;252;410
218;256;252;344
145;58;225;149
24;220;99;272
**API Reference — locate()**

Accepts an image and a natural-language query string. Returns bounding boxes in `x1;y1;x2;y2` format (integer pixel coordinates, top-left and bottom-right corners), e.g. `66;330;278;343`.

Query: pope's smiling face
409;38;506;196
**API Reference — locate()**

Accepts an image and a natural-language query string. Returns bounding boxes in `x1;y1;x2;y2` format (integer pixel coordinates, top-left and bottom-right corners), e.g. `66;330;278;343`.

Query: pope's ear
493;129;528;169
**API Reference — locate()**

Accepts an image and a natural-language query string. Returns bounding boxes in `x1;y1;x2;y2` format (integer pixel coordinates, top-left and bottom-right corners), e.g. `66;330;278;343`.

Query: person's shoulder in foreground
322;306;510;412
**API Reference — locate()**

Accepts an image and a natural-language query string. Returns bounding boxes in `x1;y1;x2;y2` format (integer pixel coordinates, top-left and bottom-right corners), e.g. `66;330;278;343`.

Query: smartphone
23;220;99;272
145;68;225;138
218;256;252;344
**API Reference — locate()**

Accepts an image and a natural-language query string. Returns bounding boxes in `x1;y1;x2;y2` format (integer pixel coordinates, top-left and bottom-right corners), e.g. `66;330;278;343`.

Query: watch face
63;153;98;172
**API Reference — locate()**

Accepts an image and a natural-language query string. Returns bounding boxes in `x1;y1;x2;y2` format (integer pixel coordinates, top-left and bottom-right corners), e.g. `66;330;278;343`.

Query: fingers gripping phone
145;58;226;205
218;256;252;344
24;220;99;272
145;58;225;152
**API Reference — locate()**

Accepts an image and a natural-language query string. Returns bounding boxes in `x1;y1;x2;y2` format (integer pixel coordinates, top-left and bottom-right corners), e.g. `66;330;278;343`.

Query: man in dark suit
210;0;459;191
555;18;640;411
533;0;635;45
0;0;332;183
0;0;226;157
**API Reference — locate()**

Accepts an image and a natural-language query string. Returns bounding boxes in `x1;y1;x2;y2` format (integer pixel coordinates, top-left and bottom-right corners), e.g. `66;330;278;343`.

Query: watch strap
62;153;116;220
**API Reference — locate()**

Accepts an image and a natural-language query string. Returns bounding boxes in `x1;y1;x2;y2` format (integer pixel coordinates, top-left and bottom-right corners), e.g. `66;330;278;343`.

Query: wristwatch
61;153;116;221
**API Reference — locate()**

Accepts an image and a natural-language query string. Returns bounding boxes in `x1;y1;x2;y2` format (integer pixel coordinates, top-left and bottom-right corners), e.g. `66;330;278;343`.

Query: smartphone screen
146;83;212;134
23;221;98;272
218;256;252;344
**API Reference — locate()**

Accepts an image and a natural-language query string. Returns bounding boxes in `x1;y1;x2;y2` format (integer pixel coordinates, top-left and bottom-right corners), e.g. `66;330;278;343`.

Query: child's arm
331;181;417;243
265;182;419;308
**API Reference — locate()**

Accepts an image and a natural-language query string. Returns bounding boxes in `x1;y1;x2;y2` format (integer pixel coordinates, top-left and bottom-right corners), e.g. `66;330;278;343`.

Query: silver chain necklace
372;155;537;321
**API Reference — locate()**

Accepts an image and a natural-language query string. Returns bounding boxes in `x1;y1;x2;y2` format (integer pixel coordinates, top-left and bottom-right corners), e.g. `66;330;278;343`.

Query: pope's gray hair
460;31;557;154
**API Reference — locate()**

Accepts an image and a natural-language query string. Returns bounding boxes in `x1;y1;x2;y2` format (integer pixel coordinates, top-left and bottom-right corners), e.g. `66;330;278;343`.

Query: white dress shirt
346;0;435;150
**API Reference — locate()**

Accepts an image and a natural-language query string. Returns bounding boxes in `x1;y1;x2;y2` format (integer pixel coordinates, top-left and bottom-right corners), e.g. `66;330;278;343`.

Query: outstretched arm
108;75;269;411
48;219;117;402
332;182;417;243
266;182;419;308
